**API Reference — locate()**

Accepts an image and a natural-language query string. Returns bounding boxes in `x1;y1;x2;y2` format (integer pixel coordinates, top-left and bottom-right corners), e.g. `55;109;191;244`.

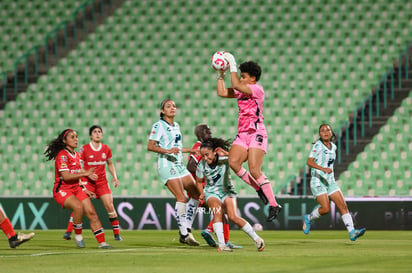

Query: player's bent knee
319;206;331;215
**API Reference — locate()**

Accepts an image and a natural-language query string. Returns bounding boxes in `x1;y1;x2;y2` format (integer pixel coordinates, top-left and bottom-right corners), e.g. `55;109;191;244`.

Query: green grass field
1;230;411;273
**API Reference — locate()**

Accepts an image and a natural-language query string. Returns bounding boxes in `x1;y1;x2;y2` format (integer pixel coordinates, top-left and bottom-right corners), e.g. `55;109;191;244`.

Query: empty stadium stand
0;0;411;197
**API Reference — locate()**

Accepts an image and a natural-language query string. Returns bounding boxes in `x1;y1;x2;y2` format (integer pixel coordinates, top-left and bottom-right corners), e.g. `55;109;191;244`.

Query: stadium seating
339;92;412;196
0;0;82;74
0;0;411;196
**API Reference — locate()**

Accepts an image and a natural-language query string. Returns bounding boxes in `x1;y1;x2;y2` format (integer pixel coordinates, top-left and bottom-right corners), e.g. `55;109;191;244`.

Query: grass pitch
1;230;411;273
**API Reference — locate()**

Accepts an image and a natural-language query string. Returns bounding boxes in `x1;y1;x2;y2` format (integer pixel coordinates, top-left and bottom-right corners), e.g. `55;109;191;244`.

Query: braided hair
44;128;74;161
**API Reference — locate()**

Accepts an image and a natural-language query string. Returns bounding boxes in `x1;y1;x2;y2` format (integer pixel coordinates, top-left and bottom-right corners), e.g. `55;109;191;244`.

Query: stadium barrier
0;196;411;230
286;41;412;196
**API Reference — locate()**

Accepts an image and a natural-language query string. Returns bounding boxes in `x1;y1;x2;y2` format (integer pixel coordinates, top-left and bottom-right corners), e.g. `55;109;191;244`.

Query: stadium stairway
0;0;125;110
335;75;412;177
297;63;412;196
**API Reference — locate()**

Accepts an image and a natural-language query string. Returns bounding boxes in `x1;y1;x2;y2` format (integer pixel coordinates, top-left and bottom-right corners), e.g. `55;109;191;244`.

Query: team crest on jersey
60;191;67;197
61;155;67;162
102;153;107;159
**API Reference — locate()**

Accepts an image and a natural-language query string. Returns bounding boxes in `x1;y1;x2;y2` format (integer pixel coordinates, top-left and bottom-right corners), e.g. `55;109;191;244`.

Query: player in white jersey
147;99;201;246
196;137;265;252
303;124;366;241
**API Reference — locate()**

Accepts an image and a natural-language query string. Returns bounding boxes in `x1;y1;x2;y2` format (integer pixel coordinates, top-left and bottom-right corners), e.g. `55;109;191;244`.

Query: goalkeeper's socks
257;174;278;207
236;167;260;191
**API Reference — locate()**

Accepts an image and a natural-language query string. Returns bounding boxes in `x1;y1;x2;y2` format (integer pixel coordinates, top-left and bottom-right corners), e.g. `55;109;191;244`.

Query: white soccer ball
211;51;229;71
253;223;263;231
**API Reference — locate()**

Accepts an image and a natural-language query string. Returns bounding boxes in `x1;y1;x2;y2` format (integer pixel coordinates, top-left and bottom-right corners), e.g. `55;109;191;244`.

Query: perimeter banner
0;196;411;230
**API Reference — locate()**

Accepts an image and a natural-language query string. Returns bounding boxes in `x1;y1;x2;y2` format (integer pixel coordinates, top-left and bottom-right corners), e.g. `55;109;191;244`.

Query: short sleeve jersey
308;140;337;182
54;149;82;185
235;84;266;133
79;142;112;183
188;141;202;167
149;119;184;168
196;156;236;196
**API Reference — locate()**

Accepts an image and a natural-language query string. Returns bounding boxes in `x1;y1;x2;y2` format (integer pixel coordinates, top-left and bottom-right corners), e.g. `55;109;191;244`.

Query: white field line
0;246;184;258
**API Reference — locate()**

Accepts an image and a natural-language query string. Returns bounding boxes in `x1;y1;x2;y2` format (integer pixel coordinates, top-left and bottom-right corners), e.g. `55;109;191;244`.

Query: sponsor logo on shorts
170;168;176;175
60;191;67;197
255;134;263;144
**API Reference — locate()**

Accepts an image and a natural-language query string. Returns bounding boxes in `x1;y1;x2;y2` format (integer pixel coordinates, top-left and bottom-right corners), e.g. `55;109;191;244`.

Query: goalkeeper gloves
223;52;237;73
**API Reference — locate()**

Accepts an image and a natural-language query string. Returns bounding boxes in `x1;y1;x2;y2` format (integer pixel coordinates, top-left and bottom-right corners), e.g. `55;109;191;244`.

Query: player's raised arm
217;76;236;98
212;51;236;98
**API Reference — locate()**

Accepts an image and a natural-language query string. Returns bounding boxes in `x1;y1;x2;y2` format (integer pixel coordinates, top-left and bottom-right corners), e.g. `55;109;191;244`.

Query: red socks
0;218;16;239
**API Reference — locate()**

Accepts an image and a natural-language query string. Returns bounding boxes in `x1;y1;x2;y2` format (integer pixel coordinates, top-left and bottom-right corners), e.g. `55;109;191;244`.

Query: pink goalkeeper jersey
234;84;266;133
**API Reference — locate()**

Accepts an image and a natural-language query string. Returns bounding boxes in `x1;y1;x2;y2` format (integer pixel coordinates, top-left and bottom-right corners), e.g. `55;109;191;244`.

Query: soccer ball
253;223;263;231
211;51;229;71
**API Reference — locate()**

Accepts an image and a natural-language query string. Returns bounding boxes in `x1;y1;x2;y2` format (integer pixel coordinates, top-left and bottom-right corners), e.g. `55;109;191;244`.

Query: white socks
241;222;259;241
341;213;354;232
308;207;321;221
213;222;225;246
186;198;199;230
175;202;188;236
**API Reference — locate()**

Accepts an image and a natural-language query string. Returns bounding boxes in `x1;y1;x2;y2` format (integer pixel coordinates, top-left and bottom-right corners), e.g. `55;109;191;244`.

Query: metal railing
280;41;412;196
1;0;112;102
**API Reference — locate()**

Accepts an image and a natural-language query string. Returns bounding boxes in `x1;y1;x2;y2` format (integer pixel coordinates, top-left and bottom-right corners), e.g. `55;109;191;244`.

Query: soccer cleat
256;188;269;205
63;232;72;240
302;214;311;235
179;232;200;246
179;233;186;244
75;239;85;248
226;241;243;249
9;232;35;248
254;237;265;252
201;229;217;247
99;242;113;249
267;205;282;222
114;234;123;241
186;232;200;246
349;228;366;241
218;244;233;252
